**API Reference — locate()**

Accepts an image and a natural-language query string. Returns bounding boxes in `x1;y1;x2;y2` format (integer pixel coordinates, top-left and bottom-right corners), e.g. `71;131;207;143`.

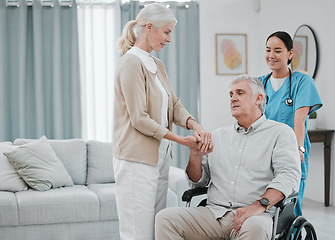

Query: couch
0;137;189;240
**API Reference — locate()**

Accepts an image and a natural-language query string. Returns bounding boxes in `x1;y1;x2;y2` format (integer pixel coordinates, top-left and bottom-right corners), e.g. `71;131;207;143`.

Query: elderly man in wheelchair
155;75;316;240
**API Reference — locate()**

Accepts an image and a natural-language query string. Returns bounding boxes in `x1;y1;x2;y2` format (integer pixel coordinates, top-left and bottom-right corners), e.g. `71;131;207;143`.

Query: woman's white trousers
113;140;171;240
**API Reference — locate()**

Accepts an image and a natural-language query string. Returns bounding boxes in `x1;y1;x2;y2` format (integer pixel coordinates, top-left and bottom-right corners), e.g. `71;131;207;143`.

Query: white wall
198;0;335;205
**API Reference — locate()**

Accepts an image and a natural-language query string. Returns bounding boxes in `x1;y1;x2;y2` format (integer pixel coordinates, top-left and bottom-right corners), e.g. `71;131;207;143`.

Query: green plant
309;112;317;119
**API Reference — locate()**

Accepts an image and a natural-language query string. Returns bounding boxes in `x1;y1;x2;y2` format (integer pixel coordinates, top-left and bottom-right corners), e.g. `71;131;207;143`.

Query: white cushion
0;191;20;226
87;184;118;221
14;138;87;185
4;136;74;191
15;186;100;225
86;140;114;184
0;142;28;192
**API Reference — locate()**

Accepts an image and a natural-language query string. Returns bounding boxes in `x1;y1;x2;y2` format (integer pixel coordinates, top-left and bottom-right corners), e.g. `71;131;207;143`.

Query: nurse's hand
299;151;305;163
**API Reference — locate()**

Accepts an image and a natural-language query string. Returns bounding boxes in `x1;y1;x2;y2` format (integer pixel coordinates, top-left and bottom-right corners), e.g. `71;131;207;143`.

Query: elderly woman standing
113;3;211;240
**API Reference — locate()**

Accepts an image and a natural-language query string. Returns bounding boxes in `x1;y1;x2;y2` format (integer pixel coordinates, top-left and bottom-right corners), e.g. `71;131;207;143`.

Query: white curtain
77;0;120;142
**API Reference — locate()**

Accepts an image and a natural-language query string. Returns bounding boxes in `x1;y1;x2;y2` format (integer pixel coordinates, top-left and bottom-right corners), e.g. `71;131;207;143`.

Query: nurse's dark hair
266;31;293;65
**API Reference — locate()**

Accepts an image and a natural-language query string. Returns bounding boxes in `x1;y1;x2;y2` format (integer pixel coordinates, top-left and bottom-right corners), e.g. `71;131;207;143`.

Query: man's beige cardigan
113;53;194;166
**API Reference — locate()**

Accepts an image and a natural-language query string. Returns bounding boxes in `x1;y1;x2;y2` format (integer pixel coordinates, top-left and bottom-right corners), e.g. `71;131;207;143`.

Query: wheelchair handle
274;192;298;209
182;187;208;202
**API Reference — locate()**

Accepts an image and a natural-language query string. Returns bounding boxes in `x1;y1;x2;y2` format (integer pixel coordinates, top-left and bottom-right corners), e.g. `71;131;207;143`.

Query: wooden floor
302;198;335;239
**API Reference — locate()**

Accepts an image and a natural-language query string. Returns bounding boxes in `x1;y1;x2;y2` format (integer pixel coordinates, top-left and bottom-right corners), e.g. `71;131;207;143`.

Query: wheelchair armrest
274;192;298;209
182;187;208;202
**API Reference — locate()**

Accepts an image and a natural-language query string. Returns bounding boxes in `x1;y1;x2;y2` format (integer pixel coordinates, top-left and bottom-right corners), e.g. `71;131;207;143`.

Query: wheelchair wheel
282;216;317;240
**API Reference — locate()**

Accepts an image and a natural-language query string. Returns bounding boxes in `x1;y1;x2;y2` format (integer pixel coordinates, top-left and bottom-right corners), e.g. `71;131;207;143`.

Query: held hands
187;119;213;152
181;135;214;154
189;141;214;158
182;135;199;149
193;129;213;153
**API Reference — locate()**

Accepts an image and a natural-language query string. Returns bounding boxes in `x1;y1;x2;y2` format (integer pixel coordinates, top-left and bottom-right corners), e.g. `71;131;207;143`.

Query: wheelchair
182;187;317;240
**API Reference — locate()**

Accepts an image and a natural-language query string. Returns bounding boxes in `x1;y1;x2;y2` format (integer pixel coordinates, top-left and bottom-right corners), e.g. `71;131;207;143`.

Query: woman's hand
163;132;199;149
181;135;198;149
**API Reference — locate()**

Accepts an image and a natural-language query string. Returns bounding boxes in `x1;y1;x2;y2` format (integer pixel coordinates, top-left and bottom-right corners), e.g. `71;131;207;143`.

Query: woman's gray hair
229;74;267;112
117;3;177;55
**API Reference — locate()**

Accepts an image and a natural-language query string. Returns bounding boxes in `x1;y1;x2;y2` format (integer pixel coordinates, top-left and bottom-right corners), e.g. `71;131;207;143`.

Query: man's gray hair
229;74;267;112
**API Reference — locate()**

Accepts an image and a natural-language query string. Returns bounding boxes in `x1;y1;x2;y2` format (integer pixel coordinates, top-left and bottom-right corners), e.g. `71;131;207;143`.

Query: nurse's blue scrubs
259;71;322;216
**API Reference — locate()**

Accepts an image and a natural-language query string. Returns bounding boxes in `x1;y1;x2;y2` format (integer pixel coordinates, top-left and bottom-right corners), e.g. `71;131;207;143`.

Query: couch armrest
168;166;189;207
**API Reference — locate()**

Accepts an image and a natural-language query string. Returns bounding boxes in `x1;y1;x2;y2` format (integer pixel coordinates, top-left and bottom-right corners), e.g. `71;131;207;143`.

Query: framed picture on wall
291;35;308;73
216;33;247;75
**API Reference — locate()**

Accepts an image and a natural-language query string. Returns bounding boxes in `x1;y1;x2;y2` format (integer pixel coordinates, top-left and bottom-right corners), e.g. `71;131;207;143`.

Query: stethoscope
264;68;293;106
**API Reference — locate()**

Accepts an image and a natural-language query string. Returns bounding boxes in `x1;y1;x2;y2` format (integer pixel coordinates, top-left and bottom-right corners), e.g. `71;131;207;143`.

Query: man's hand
233;189;284;234
233;202;265;234
186;143;214;183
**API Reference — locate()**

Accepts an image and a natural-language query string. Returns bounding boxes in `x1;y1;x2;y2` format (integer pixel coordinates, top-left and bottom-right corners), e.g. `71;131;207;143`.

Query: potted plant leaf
307;112;317;130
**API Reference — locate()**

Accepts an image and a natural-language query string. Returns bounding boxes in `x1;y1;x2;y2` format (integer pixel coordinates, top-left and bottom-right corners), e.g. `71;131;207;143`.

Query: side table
308;129;334;206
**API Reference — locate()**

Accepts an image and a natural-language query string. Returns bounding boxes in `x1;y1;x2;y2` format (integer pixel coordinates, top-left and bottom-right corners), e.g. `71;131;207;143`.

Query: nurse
259;31;322;216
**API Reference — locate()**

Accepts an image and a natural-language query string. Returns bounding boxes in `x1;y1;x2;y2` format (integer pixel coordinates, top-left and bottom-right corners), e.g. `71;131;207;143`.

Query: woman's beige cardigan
113;53;194;166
